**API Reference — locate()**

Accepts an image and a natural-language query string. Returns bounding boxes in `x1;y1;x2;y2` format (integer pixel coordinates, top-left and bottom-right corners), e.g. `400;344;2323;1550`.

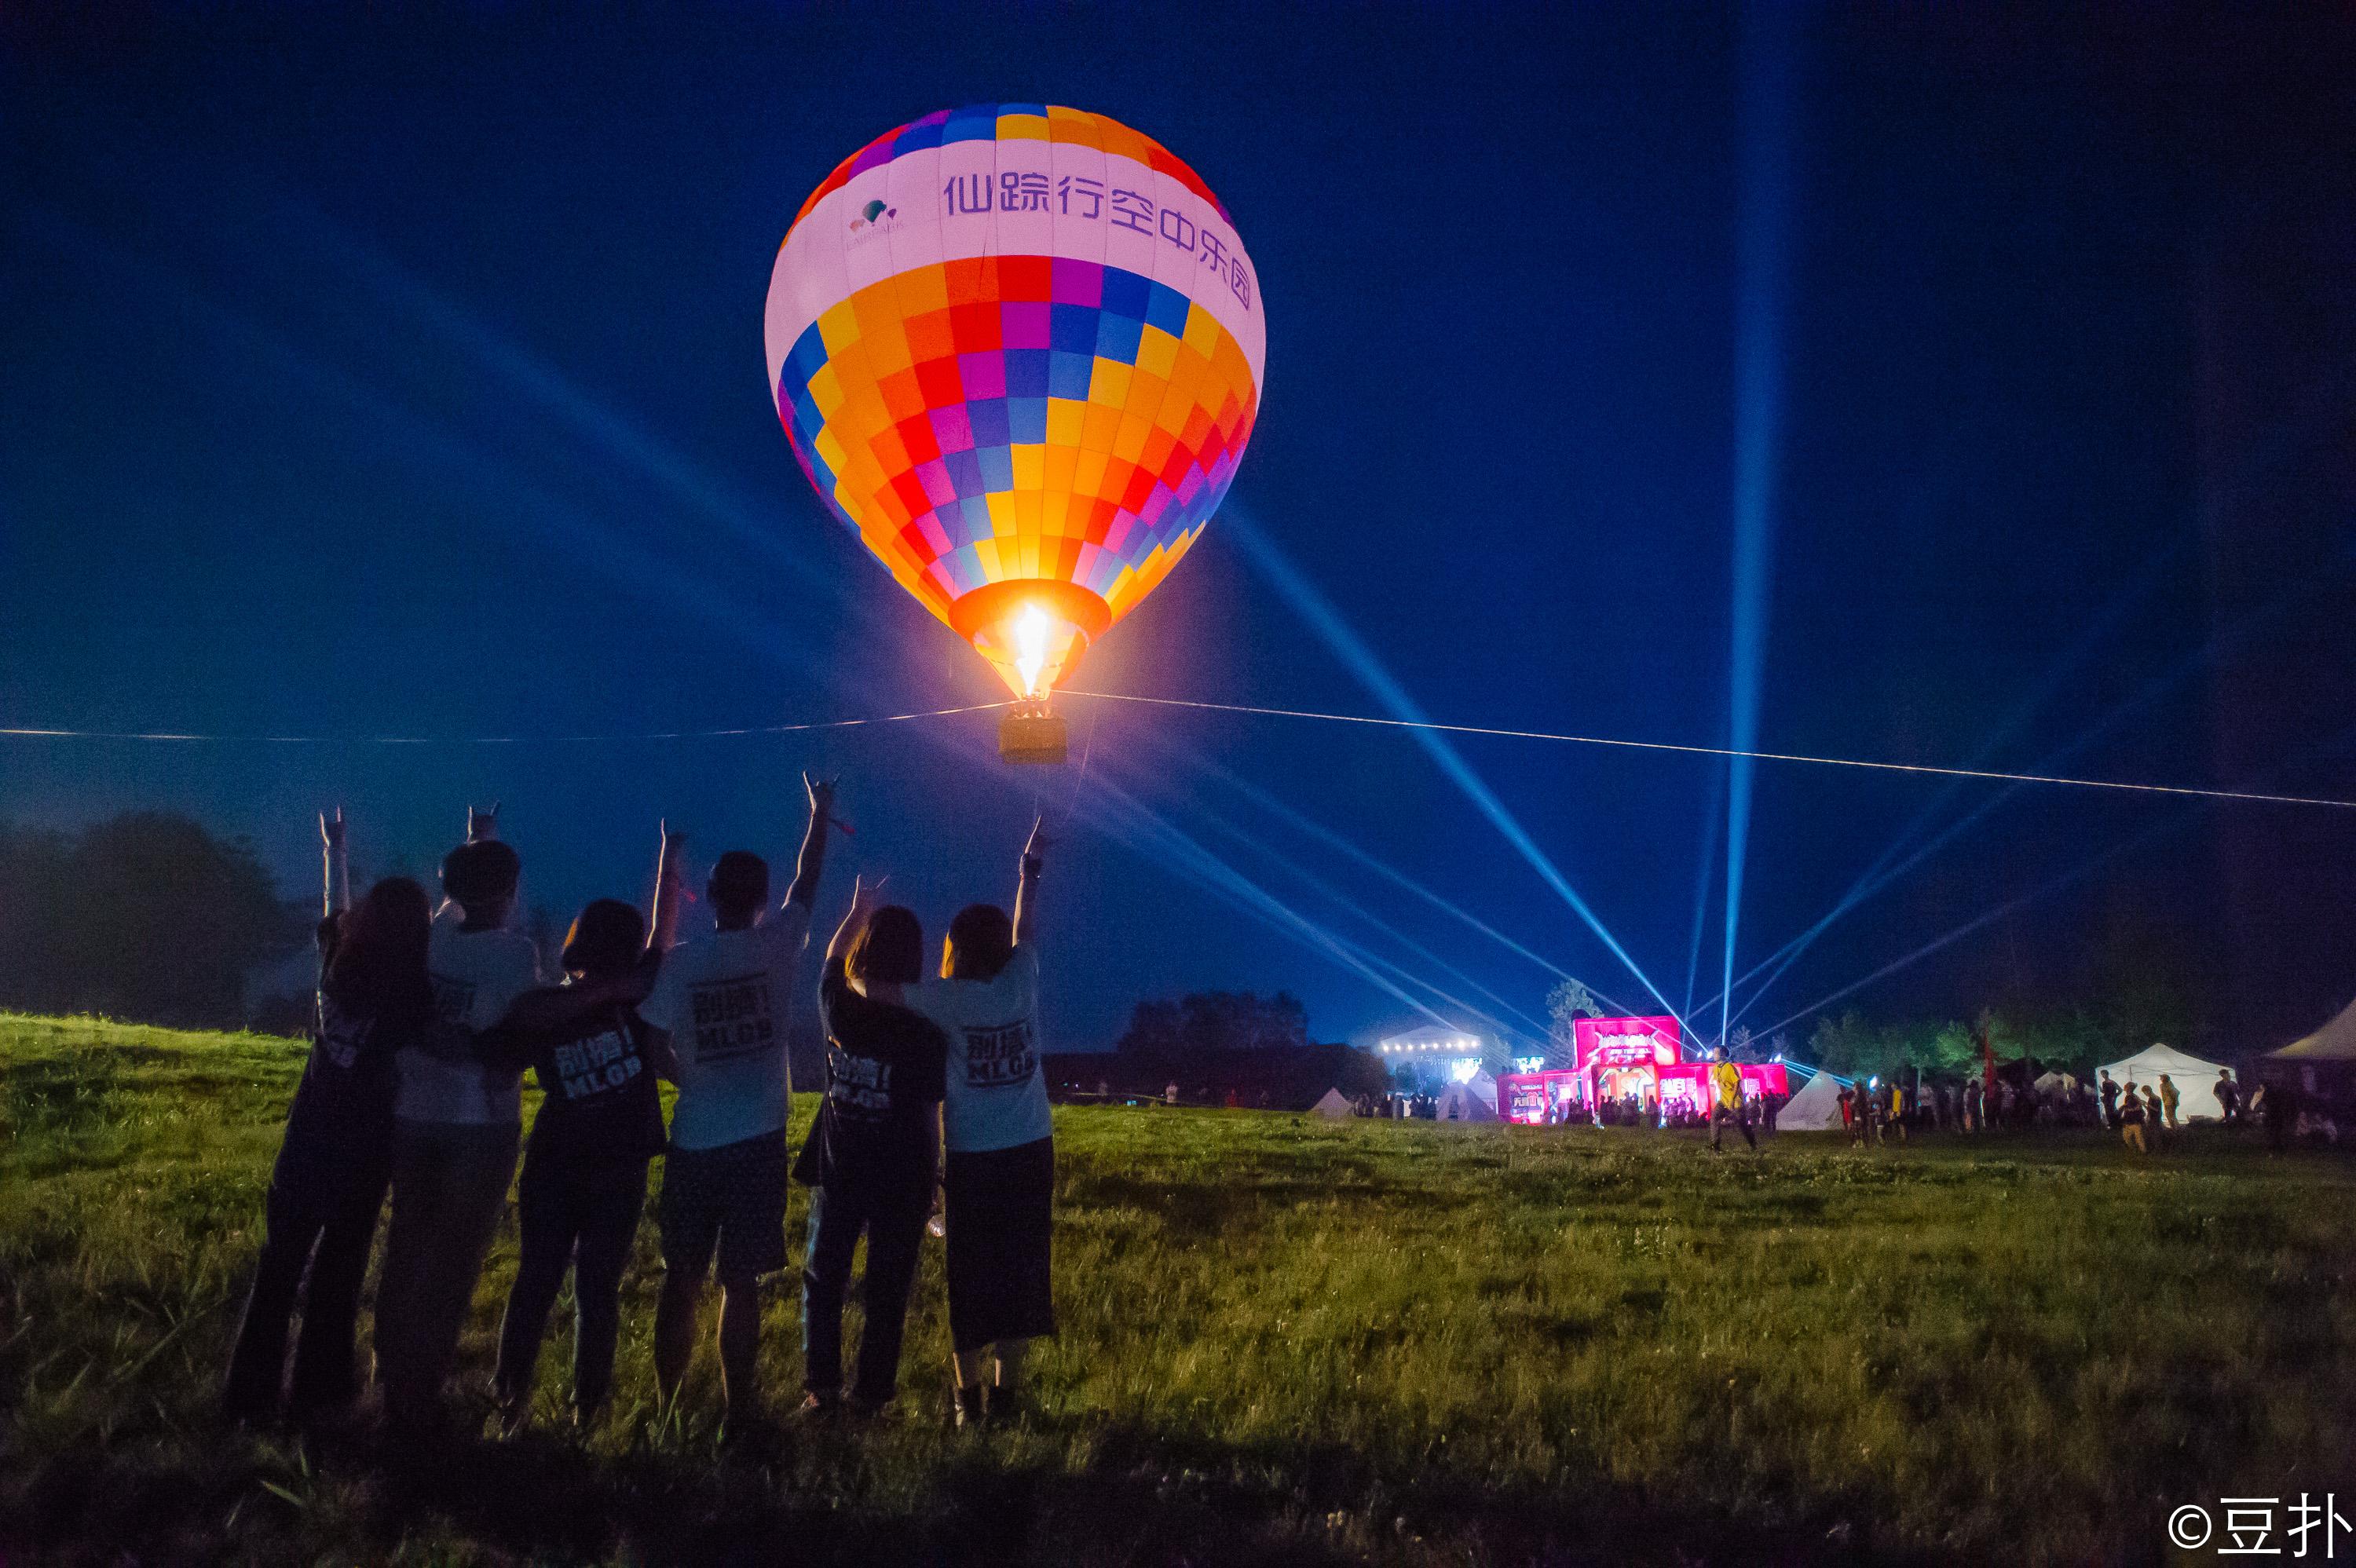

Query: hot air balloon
765;104;1265;762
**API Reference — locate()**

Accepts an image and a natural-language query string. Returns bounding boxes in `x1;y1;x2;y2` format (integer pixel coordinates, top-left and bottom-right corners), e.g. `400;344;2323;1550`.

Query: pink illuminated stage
1494;1015;1789;1125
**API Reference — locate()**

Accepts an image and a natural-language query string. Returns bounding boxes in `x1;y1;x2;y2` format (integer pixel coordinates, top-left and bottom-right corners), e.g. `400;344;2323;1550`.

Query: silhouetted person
2119;1083;2148;1154
482;839;681;1428
796;878;948;1417
1709;1049;1754;1153
644;776;836;1430
863;819;1055;1427
225;813;427;1424
377;819;542;1434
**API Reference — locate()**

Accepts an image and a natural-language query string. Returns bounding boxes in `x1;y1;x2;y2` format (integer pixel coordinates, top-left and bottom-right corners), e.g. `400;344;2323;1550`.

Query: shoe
953;1383;987;1430
794;1391;845;1420
851;1395;900;1425
718;1410;778;1453
490;1378;534;1434
982;1386;1033;1429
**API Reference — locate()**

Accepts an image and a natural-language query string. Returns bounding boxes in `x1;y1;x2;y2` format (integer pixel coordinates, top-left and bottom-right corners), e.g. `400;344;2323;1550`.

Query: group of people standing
1838;1076;1949;1145
1835;1066;2247;1152
224;780;1056;1437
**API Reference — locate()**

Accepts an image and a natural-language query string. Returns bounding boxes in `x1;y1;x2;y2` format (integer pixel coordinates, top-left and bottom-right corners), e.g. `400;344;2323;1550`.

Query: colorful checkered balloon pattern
766;104;1264;697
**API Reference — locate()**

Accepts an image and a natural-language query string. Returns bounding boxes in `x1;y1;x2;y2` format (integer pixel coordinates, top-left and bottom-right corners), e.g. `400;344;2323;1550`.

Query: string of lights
9;685;2351;813
1060;689;2356;812
0;700;1015;746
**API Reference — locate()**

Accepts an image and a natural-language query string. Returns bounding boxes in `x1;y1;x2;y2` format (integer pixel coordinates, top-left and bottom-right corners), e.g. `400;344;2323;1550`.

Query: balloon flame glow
1014;605;1052;697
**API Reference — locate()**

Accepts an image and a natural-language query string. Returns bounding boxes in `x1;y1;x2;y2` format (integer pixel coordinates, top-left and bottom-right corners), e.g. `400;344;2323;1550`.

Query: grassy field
3;1013;2353;1566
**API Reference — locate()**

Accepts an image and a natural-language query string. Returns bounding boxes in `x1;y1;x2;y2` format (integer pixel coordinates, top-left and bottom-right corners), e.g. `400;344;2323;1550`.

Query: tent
2265;995;2356;1106
1308;1087;1355;1120
1434;1081;1498;1122
1466;1070;1499;1111
1777;1070;1846;1131
2032;1069;2076;1096
2097;1043;2232;1121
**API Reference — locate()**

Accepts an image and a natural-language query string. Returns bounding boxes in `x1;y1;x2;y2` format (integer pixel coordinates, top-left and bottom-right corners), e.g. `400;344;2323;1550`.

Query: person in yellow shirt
1709;1049;1755;1153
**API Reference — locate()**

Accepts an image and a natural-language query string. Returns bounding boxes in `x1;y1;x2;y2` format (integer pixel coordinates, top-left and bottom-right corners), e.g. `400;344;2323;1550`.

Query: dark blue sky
5;3;2352;1054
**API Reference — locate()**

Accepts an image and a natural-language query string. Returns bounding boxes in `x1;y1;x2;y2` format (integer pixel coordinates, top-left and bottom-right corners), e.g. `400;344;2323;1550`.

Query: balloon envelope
766;104;1265;697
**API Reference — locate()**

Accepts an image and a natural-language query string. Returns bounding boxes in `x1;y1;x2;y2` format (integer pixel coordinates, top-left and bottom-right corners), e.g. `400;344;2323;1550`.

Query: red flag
1981;1028;1997;1090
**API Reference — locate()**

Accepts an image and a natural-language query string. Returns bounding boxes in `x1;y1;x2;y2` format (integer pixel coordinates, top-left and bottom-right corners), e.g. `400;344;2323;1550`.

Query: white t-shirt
910;947;1051;1154
642;903;811;1151
396;923;543;1124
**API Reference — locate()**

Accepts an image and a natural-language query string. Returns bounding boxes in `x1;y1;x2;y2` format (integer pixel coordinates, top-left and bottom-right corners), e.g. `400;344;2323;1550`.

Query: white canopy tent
2273;996;2356;1063
1777;1070;1845;1131
1434;1081;1498;1122
2267;996;2356;1101
2097;1043;2232;1121
1308;1087;1355;1120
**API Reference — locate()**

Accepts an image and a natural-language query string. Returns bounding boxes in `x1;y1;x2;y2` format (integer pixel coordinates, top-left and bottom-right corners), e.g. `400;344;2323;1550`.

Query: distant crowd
228;784;1056;1438
1831;1065;2279;1152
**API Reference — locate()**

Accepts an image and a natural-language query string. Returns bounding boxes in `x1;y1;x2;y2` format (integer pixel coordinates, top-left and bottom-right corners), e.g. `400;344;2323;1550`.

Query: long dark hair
848;905;923;987
562;898;646;980
325;876;436;1027
942;903;1013;981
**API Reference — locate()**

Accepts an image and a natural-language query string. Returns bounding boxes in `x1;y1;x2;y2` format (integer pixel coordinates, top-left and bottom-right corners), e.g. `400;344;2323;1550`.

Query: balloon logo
766;104;1265;715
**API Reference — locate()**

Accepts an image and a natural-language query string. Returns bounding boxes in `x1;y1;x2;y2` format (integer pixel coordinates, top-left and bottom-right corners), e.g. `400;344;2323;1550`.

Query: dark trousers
800;1174;931;1402
495;1155;648;1414
1711;1102;1756;1151
225;1132;392;1419
376;1119;521;1425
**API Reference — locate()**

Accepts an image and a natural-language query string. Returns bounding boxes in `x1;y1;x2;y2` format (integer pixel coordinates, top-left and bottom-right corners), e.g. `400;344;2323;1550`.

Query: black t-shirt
810;956;948;1185
281;916;404;1158
481;989;668;1168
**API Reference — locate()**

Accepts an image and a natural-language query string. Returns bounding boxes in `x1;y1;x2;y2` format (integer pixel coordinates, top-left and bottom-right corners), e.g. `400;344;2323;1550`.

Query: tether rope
0;700;1014;746
1058;689;2356;811
10;683;2350;813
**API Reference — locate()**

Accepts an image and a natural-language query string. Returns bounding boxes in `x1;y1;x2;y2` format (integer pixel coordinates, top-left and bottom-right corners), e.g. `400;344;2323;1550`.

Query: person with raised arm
793;873;948;1418
642;777;836;1431
477;826;684;1428
901;817;1055;1428
225;811;428;1424
375;808;543;1433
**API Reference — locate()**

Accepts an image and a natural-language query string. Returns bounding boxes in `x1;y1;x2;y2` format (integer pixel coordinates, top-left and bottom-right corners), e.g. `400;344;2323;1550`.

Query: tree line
0;813;308;1029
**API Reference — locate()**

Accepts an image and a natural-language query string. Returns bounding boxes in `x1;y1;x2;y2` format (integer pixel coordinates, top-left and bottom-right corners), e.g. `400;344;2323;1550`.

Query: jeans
1710;1102;1755;1151
800;1173;931;1402
224;1129;392;1418
375;1119;520;1424
495;1156;649;1414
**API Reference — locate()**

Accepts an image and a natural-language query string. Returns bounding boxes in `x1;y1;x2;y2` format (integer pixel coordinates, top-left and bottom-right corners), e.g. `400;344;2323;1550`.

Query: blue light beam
1219;503;1681;1020
1718;0;1799;1051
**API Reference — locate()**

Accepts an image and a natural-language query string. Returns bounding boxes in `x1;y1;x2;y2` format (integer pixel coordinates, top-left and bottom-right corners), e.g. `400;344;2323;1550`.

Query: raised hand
650;818;690;952
789;773;842;910
851;872;888;916
803;772;839;820
1012;816;1046;948
320;806;352;916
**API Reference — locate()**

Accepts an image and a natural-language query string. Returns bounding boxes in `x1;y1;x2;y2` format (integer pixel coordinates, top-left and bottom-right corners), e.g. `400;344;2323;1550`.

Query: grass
2;1011;2352;1566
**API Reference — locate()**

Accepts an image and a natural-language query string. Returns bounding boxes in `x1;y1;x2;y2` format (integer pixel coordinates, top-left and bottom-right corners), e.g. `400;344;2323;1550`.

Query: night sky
5;4;2352;1056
